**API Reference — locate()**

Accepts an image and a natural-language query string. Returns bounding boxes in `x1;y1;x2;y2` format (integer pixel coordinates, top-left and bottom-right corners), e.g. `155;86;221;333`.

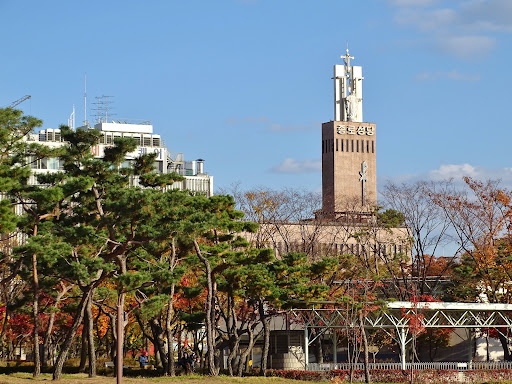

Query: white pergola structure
291;302;512;370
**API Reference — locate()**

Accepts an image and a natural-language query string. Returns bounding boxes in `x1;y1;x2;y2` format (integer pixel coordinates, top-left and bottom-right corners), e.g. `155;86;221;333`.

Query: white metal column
304;325;309;370
333;331;337;365
400;327;406;370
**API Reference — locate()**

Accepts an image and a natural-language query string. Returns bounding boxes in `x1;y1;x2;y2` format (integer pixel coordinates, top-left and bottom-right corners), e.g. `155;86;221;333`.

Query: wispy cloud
225;116;270;125
394;7;457;32
387;0;512;59
269;122;318;132
271;158;321;174
460;0;512;33
388;0;440;6
415;70;480;81
226;116;318;133
381;164;512;190
436;35;495;59
429;163;479;180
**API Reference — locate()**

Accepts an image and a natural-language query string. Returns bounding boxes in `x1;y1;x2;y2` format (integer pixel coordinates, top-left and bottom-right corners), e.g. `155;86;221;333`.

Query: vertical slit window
356;140;359;152
351;140;354;152
336;139;338;151
372;140;374;153
341;139;344;152
366;140;369;153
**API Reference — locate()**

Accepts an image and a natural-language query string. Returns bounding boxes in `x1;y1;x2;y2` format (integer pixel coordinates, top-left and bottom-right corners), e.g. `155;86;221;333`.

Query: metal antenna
84;73;88;126
68;105;75;130
93;95;115;124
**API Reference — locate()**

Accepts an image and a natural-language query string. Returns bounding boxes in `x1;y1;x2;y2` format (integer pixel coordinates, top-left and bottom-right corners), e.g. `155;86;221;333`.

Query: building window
372;140;374;153
29;156;37;169
351;140;354;152
143;137;151;147
356;140;359;152
152;137;160;147
361;140;364;153
341;139;344;152
48;158;59;170
331;139;334;152
336;139;338;151
366;140;369;153
346;139;349;152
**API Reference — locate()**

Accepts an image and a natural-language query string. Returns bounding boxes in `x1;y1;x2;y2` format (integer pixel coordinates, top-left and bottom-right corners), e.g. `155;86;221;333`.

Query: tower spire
333;49;364;122
342;48;354;68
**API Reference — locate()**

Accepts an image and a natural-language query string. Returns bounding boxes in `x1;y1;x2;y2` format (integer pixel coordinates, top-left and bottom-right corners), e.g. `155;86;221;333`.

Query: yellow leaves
246;191;281;217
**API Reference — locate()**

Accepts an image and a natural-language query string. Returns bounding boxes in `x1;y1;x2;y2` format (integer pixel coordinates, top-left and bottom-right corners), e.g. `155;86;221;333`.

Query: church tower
321;50;377;219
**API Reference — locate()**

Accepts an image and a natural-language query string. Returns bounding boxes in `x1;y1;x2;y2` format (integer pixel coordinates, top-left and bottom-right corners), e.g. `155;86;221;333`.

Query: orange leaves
433;178;512;302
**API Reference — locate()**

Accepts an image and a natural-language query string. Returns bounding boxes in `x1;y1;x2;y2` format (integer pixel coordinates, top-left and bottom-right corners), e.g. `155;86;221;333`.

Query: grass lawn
0;373;324;384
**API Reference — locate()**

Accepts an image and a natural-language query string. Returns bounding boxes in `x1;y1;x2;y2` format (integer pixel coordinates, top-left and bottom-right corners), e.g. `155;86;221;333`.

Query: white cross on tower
359;161;368;206
342;48;354;68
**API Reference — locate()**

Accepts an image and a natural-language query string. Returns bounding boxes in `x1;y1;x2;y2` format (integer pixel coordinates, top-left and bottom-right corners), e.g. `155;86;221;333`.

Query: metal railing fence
308;361;512;371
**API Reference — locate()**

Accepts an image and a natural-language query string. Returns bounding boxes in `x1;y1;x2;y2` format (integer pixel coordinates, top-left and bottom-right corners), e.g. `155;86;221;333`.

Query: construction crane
7;95;31;108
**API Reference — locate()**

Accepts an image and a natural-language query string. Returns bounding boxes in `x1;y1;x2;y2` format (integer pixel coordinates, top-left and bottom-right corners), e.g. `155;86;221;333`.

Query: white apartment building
25;121;213;196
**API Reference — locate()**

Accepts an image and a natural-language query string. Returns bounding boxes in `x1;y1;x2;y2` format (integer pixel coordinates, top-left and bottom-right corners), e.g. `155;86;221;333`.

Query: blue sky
2;0;512;194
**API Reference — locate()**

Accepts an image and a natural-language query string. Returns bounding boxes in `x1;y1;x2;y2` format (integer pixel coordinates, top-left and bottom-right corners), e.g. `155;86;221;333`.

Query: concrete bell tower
321;49;377;218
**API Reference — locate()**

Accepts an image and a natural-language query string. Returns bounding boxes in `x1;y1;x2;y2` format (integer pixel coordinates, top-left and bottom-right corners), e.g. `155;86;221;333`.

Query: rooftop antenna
83;73;88;126
93;95;115;123
68;105;75;130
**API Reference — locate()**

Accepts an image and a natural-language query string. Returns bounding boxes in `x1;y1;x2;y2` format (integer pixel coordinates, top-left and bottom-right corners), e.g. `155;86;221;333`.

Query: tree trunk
258;300;270;376
177;326;182;362
313;329;324;364
227;300;240;376
359;312;371;384
78;325;87;373
193;240;218;375
0;308;11;360
53;288;93;380
115;292;124;379
42;309;57;368
237;321;256;377
165;239;176;376
86;294;96;377
32;252;41;377
165;284;176;376
150;317;167;368
227;334;240;376
498;332;512;361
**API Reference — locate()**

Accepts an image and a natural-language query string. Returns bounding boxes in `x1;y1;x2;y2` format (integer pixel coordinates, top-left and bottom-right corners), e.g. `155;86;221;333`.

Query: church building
320;49;376;220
